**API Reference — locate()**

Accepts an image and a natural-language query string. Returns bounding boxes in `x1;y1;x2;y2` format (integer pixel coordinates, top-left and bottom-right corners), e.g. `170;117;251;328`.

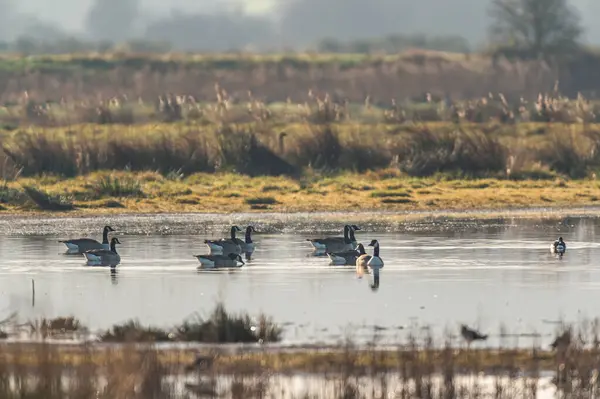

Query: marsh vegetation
0;310;597;398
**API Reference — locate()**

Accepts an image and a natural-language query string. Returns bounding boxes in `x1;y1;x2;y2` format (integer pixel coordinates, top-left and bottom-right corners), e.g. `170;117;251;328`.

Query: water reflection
370;271;380;291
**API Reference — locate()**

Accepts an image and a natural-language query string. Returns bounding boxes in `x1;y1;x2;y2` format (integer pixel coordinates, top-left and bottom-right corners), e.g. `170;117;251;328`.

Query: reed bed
3;89;600;128
0;50;563;104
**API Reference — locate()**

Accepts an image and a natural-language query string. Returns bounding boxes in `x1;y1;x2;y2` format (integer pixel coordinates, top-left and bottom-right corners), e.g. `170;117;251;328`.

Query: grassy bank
1;171;600;214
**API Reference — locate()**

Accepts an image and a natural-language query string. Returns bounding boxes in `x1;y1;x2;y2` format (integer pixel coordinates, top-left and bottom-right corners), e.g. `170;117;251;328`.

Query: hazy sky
6;0;600;46
17;0;277;32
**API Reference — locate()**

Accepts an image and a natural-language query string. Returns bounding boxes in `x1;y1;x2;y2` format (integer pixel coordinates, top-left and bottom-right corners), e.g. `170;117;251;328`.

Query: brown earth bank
2;50;600;104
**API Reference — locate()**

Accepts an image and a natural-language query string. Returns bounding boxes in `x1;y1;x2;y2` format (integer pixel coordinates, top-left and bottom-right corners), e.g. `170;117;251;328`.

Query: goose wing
60;238;102;245
205;238;238;246
85;249;115;256
328;248;358;260
307;237;345;245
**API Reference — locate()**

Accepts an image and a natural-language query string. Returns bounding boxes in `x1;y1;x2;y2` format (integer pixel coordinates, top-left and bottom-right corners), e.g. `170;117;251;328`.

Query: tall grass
3;122;600;179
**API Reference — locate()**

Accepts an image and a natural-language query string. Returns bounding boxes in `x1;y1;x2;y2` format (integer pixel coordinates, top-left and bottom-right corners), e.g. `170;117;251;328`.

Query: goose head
368;239;380;257
245;226;257;242
230;225;242;238
355;243;366;255
558;236;564;243
102;226;116;243
348;225;360;241
109;237;121;252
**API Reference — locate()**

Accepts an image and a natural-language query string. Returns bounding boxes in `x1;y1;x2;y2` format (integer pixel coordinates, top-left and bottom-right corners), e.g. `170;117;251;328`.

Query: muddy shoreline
1;207;599;235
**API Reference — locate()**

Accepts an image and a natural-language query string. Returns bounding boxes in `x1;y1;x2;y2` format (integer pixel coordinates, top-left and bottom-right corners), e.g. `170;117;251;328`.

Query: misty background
1;0;599;52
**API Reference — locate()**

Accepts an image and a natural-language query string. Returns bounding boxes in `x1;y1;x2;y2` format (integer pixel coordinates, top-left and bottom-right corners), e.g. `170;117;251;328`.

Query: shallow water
175;373;557;399
1;214;600;347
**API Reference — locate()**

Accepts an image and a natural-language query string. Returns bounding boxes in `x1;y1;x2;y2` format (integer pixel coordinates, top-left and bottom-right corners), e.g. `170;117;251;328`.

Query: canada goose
205;225;256;255
551;237;566;255
83;237;121;267
550;329;571;350
461;325;488;346
194;253;245;269
241;226;257;253
307;225;360;252
59;225;115;254
327;243;366;265
356;240;383;278
204;226;243;255
347;225;360;246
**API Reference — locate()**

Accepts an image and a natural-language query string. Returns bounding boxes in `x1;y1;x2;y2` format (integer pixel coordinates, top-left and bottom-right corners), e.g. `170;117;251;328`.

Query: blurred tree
86;0;139;41
489;0;583;57
277;0;411;48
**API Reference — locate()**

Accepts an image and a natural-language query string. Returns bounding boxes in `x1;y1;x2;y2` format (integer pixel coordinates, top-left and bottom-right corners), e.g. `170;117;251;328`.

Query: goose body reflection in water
110;267;118;285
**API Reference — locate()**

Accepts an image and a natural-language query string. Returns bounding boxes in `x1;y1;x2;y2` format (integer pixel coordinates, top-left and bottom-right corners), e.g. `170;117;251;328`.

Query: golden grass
0;343;558;373
1;170;599;215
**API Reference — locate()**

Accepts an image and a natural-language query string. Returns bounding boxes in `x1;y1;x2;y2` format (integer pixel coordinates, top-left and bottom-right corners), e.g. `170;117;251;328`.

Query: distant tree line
0;0;589;62
316;35;471;54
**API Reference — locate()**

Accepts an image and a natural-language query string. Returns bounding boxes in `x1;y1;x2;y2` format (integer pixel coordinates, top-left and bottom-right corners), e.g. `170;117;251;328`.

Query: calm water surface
1;215;600;347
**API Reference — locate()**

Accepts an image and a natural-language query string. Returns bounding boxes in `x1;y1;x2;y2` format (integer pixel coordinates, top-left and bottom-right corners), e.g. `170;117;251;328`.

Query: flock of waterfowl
57;224;385;285
58;223;567;272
